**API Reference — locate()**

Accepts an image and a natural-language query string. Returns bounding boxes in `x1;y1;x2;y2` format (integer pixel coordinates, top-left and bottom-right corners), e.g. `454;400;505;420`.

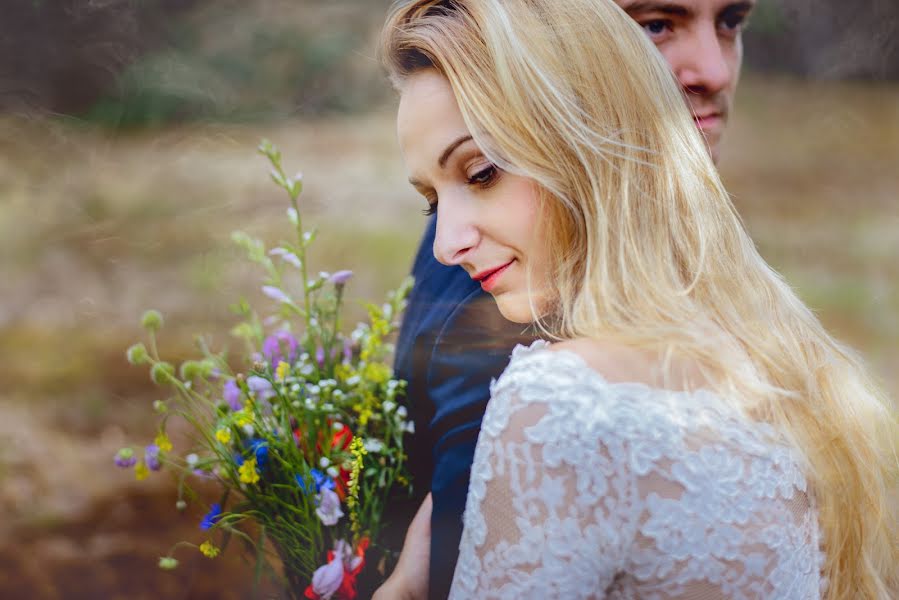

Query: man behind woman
379;0;897;598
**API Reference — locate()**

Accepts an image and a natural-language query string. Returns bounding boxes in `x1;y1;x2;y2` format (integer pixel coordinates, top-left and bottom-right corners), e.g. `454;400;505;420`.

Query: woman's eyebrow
408;134;475;187
438;134;474;168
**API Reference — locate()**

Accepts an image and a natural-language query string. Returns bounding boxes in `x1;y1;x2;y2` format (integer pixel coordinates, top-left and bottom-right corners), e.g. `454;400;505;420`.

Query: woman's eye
421;198;438;216
467;164;498;186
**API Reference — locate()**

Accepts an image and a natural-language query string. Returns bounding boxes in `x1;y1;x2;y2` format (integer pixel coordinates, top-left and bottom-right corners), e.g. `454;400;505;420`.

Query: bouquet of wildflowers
115;140;414;599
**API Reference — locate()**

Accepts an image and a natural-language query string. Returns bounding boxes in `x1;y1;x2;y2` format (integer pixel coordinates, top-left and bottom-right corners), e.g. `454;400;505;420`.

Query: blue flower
296;468;335;494
248;438;268;470
200;503;222;530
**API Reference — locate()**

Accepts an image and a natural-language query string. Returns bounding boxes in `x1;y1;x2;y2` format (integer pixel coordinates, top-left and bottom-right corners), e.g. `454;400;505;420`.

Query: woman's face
396;69;552;324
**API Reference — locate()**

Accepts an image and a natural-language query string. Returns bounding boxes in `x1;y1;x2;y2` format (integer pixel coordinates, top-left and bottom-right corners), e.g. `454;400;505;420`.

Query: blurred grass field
0;75;897;597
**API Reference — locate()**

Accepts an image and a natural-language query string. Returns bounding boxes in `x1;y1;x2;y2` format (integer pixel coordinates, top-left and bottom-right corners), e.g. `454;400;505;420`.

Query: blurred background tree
2;0;897;126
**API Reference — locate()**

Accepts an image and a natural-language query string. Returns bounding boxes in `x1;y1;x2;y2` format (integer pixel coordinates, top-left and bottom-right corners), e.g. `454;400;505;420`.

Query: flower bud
176;499;187;511
141;309;164;331
126;343;149;365
180;360;205;381
158;557;179;570
150;362;176;385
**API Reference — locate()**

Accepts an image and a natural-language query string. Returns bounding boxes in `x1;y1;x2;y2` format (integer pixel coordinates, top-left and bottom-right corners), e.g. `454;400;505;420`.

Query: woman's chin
493;293;541;324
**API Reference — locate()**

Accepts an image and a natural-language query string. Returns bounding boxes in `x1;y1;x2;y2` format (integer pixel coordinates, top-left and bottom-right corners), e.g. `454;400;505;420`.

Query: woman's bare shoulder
548;337;709;392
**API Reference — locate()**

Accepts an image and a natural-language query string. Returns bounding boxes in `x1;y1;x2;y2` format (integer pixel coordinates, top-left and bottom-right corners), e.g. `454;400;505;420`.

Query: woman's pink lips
474;260;514;292
693;113;722;131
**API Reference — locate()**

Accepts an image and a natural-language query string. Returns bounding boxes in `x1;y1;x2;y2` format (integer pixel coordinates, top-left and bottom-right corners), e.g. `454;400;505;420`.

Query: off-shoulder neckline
508;339;719;399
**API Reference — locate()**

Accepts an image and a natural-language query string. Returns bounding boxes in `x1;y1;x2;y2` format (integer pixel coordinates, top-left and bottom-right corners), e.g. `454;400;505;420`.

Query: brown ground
1;76;897;598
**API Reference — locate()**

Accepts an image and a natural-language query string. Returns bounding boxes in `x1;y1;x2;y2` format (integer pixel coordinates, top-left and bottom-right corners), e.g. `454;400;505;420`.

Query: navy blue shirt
394;217;535;600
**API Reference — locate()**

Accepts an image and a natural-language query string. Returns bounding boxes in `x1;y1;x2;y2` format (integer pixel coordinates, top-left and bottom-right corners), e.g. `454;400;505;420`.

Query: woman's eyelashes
419;163;500;216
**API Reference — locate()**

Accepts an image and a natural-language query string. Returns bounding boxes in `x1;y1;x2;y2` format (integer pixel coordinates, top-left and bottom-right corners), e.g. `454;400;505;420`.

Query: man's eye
719;11;749;34
642;19;671;38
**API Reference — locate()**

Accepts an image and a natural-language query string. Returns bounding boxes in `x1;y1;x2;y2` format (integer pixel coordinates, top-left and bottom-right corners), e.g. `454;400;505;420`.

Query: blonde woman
378;0;898;598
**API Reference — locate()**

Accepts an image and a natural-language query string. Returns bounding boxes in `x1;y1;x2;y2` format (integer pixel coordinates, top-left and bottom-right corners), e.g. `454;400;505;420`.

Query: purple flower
223;379;242;411
114;448;137;468
200;503;222;530
315;488;344;526
328;270;353;286
310;554;344;598
145;444;162;471
269;247;302;268
246;376;275;402
342;338;352;363
315;345;325;368
262;285;292;304
261;330;298;369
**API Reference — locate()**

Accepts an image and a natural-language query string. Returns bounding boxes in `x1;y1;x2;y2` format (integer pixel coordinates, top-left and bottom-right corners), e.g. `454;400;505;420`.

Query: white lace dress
449;342;826;599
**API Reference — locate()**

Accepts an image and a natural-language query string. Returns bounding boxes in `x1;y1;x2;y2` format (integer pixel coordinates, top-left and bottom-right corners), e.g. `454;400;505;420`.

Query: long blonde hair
381;0;898;596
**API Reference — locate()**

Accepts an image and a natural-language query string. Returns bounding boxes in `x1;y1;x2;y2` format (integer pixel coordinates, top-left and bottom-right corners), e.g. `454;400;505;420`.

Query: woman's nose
432;196;479;267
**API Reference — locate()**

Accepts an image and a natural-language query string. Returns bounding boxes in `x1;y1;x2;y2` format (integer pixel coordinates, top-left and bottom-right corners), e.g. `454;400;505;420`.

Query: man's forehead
616;0;755;17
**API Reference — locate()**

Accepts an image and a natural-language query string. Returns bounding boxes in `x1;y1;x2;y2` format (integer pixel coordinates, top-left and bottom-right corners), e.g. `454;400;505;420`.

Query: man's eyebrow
618;1;690;17
721;1;755;17
408;134;474;187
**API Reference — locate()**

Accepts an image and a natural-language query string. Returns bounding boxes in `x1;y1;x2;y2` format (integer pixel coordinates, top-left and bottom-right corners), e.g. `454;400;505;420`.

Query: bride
376;0;898;598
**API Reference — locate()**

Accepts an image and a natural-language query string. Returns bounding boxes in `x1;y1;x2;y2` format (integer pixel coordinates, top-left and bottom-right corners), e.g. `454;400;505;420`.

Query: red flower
330;424;353;451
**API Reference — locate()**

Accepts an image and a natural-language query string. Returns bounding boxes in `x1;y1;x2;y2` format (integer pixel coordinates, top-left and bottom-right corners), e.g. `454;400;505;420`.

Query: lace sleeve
448;344;825;600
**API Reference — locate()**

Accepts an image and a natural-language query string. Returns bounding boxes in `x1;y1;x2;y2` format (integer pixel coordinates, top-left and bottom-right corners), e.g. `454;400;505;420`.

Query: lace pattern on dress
448;341;825;599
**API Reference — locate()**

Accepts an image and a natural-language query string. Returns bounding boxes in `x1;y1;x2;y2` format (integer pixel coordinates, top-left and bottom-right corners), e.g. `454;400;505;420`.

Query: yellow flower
154;432;173;453
199;541;219;558
239;457;260;484
363;362;392;385
334;363;353;382
215;428;231;444
275;360;290;381
235;409;253;427
134;461;150;481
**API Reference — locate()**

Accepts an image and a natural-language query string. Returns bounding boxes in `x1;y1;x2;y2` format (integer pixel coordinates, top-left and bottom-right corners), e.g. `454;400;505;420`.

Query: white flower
310;554;343;599
326;466;339;478
364;438;384;453
333;422;344;431
405;421;416;434
242;424;255;436
319;457;330;468
382;400;396;413
186;453;199;467
315;488;344;526
396;406;408;418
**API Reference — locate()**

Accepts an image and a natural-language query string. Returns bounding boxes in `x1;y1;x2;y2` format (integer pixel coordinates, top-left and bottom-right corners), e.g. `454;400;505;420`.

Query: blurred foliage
83;1;394;128
2;0;897;128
